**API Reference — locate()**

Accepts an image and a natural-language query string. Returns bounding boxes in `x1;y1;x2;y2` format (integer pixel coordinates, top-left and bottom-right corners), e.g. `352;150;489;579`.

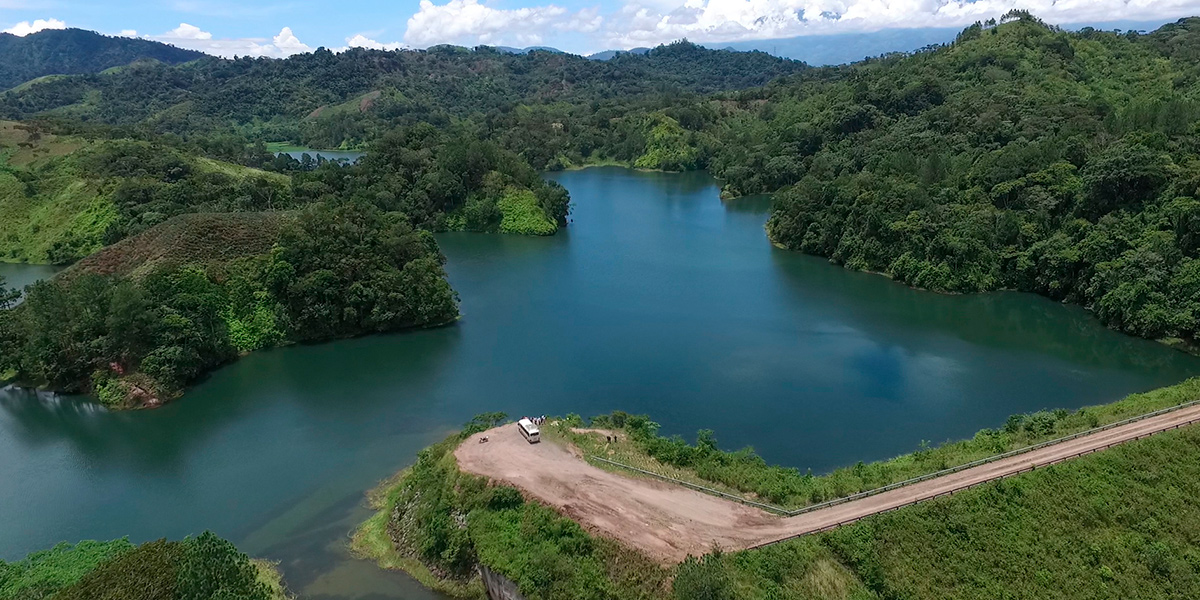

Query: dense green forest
8;14;1200;349
0;532;288;600
0;40;804;151
745;15;1200;349
0;28;204;91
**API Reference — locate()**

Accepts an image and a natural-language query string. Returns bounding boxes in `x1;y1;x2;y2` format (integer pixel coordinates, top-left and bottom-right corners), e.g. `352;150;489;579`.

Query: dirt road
454;404;1200;564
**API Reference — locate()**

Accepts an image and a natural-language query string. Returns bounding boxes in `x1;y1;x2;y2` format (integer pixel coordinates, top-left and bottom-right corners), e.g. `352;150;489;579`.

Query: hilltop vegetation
9;13;1200;394
0;127;289;263
0;532;288;600
0;40;804;151
0;28;204;91
709;14;1200;348
0;203;457;407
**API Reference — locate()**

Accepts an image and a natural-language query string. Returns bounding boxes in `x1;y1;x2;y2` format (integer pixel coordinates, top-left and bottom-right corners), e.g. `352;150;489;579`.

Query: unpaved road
455;404;1200;564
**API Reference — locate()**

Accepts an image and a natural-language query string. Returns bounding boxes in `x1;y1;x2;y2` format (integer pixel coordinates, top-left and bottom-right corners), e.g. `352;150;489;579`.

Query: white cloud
345;33;407;51
149;23;312;57
272;26;312;54
118;29;139;38
164;22;212;40
404;0;603;47
599;0;1200;48
3;18;66;36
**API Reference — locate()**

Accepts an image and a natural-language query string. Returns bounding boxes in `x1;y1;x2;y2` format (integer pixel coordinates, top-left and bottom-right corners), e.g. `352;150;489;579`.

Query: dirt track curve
455;404;1200;564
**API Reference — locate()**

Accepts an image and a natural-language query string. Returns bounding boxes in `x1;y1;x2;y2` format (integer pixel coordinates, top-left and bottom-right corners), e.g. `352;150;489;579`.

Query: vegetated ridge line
749;401;1200;548
454;403;1200;564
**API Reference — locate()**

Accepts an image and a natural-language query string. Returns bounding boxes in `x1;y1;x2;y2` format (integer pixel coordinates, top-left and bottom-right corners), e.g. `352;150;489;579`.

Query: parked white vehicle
517;418;540;444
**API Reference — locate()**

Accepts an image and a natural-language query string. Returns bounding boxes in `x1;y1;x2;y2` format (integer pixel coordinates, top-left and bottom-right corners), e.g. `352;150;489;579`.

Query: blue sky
3;0;1200;56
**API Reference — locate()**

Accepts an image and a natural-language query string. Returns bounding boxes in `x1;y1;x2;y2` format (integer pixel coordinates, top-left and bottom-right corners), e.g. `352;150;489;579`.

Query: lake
0;262;61;292
1;167;1197;598
275;148;364;162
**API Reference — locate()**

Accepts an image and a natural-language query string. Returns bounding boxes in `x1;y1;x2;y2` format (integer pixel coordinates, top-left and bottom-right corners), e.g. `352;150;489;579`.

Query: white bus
517;418;540;444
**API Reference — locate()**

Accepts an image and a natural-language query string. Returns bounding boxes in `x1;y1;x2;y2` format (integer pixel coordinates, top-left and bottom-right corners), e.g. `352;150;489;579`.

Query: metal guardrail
587;456;793;515
746;414;1200;549
588;398;1200;524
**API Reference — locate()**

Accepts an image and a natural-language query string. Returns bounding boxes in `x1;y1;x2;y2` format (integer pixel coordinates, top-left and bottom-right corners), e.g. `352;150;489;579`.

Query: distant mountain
0;28;205;90
702;18;1181;65
711;28;959;65
587;48;651;61
491;45;565;55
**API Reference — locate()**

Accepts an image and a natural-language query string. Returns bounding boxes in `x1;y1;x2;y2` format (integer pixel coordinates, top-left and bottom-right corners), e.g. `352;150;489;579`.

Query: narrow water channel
1;168;1196;598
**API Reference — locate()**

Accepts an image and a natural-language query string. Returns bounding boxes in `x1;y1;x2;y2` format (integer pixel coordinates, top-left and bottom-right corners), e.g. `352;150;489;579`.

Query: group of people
524;415;547;426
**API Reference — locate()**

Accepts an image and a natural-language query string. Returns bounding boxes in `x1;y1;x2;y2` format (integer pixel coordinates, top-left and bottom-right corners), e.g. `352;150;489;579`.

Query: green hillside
0;124;289;264
0;533;288;600
1;202;458;407
0;40;804;151
0;28;204;91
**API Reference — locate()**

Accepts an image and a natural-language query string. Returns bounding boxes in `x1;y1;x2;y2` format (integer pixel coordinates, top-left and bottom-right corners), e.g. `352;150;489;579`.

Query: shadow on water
0;327;461;472
766;249;1198;374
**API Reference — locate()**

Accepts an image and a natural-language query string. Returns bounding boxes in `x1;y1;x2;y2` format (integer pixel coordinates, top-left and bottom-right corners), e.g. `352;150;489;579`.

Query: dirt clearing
455;403;1200;564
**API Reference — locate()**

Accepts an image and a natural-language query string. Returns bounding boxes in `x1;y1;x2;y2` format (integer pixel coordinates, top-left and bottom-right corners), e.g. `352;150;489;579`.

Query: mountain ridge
0;28;205;91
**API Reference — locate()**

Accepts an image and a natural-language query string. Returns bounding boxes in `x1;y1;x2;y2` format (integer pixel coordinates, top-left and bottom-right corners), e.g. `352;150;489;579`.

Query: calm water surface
0;262;61;292
2;168;1198;598
277;149;364;162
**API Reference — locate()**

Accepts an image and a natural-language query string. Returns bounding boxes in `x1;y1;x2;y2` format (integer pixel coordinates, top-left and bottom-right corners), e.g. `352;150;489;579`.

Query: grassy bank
691;424;1200;600
569;378;1200;509
351;415;670;600
0;533;290;600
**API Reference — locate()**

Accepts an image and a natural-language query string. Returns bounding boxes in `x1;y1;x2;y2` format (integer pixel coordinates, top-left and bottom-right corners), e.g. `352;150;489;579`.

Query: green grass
7;74;69;93
302;90;382;122
0;135;290;264
497;188;556;235
251;559;293;600
195;157;290;184
0;539;134;600
716;425;1200;600
544;424;754;499
0;170;116;263
351;502;485;599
